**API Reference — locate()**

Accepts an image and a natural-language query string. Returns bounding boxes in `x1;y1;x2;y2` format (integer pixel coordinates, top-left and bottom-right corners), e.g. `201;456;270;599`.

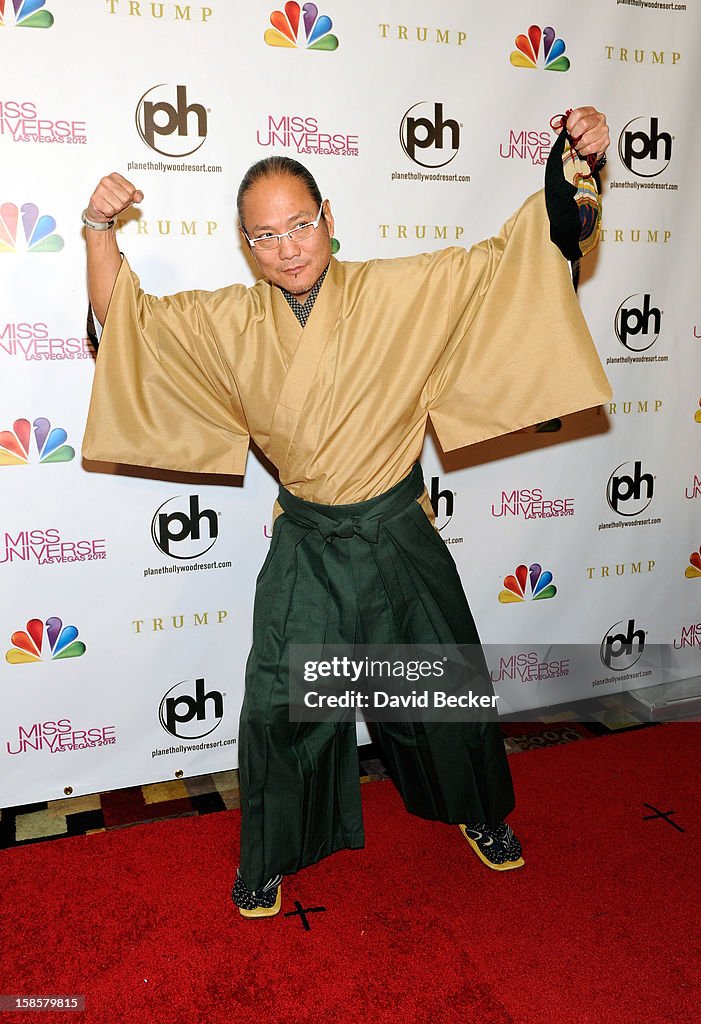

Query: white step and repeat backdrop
1;0;699;806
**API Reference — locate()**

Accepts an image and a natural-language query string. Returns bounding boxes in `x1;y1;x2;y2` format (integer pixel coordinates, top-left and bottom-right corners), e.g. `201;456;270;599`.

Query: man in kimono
82;106;611;918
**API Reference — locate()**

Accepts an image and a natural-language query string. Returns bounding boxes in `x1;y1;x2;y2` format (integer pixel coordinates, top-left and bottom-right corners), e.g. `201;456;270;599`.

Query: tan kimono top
82;190;612;512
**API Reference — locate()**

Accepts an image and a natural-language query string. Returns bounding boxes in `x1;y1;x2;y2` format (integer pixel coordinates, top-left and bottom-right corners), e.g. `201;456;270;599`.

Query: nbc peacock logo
265;2;338;50
0;418;75;466
685;546;701;580
0;0;54;28
6;617;86;664
510;26;570;72
0;203;63;253
498;563;557;604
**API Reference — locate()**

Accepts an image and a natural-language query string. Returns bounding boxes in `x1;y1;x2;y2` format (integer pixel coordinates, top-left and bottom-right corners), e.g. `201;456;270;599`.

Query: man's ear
322;199;335;240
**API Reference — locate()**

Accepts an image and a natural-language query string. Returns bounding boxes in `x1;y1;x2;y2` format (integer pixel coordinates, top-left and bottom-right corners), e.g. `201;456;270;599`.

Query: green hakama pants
238;464;515;890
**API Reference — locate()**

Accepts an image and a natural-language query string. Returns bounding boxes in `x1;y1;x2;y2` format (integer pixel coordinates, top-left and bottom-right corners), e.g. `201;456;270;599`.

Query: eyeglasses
244;203;325;251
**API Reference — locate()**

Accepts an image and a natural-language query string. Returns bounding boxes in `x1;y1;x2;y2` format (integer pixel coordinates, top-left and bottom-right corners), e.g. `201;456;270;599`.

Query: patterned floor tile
212;771;238;795
47;794;102;816
14;809;68;842
216;789;241;811
184;774;219;797
142;780;190;804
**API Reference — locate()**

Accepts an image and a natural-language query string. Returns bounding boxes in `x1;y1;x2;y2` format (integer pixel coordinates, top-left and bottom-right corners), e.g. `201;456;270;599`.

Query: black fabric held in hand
544;127;583;263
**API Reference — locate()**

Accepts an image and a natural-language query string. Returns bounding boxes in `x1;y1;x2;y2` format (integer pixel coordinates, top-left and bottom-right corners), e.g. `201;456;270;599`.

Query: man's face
241;174;334;304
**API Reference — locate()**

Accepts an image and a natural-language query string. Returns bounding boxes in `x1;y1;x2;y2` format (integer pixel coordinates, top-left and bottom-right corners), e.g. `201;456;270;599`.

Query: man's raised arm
83;172;144;326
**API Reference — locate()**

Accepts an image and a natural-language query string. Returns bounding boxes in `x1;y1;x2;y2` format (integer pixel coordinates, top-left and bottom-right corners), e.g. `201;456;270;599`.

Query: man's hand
564;107;610;162
87;172;144;223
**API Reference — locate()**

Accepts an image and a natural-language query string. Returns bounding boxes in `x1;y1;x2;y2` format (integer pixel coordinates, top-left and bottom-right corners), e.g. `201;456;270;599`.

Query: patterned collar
280;264;329;327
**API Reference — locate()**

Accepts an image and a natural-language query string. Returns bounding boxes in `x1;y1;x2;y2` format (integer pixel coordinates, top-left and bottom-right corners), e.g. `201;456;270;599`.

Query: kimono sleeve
81;255;252;475
425;190;612;453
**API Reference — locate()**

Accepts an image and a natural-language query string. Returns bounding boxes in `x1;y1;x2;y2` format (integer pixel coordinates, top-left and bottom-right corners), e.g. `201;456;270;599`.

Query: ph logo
151;495;218;559
159;677;224;739
135;84;208;157
600;618;646;671
400;102;461;168
429;476;454;532
606;461;654;517
615;294;662;352
618;116;672;178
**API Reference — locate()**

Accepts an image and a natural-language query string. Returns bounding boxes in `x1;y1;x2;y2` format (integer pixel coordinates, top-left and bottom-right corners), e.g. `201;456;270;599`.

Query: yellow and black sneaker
459;821;525;871
232;869;283;918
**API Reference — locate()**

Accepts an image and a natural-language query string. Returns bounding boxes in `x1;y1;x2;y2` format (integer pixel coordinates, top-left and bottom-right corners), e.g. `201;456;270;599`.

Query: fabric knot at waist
277;463;424;541
317;517;380;544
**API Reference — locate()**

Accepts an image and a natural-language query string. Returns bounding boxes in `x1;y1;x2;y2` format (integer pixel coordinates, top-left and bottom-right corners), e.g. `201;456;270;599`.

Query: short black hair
237;156;322;232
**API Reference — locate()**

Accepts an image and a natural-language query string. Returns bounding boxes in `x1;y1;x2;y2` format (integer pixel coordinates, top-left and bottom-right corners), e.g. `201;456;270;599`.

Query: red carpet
1;724;699;1024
